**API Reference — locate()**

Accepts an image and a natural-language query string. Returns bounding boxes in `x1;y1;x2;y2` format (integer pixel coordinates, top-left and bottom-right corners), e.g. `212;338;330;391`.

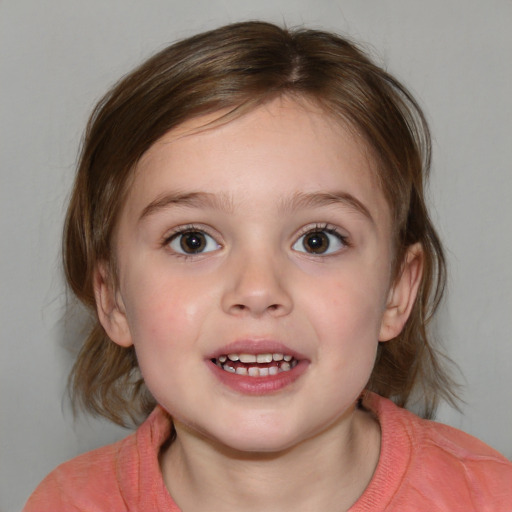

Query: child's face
97;97;417;452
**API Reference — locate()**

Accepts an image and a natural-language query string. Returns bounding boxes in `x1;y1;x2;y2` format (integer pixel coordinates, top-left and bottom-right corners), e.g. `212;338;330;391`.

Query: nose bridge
221;244;292;317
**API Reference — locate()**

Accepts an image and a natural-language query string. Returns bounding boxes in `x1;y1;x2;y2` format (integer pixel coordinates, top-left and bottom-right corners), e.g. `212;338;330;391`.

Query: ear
93;261;133;347
379;243;423;342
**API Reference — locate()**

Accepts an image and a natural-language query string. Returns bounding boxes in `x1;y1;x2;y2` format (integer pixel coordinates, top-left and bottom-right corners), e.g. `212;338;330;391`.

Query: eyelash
162;223;350;258
163;224;221;259
293;223;350;255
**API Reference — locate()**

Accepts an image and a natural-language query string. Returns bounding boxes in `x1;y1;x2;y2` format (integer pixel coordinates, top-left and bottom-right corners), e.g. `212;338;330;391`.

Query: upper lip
207;339;308;361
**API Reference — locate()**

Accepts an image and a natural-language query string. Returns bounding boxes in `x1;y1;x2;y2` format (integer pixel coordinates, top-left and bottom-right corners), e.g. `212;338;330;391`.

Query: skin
95;97;422;511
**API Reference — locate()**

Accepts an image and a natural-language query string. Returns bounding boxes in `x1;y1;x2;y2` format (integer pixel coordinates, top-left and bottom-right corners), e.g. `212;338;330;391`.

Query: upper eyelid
162;222;348;238
292;223;351;250
294;223;347;238
163;225;223;259
163;223;220;243
160;222;350;250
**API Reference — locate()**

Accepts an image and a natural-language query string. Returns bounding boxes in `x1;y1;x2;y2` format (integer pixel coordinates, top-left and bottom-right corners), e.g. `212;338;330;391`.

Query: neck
160;407;380;512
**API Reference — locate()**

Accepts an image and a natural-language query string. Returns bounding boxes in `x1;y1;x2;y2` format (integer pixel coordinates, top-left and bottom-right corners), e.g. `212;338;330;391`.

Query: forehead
124;97;390;227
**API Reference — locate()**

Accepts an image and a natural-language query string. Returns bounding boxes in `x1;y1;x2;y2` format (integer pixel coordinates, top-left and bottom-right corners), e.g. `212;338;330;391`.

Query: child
24;21;512;511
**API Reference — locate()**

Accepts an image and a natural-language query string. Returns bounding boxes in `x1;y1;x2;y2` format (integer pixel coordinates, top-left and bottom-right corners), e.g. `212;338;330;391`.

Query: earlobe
93;262;133;347
379;243;423;342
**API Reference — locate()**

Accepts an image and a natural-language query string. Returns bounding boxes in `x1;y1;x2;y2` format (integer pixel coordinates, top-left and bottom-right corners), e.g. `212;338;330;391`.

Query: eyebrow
280;191;374;224
139;191;234;221
139;189;374;224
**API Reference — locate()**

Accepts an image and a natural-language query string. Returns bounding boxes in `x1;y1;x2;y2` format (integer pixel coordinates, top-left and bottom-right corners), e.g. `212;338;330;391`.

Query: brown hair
65;21;456;426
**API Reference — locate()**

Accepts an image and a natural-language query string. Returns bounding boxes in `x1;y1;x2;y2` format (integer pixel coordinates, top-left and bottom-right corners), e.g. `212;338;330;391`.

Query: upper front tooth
224;352;293;363
239;354;257;363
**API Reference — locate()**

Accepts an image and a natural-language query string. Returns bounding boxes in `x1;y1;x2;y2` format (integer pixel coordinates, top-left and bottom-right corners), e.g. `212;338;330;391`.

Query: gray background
1;1;511;511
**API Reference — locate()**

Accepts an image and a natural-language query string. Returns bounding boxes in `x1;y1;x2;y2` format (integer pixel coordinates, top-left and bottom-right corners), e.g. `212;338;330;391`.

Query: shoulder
410;415;512;506
367;394;512;511
23;406;176;512
23;436;132;512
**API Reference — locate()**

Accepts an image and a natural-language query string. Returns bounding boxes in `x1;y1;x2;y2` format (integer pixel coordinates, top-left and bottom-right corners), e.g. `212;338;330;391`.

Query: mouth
211;352;299;377
207;341;309;394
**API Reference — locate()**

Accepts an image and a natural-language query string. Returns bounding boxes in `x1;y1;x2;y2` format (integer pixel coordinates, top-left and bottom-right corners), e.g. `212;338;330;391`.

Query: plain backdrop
1;1;511;511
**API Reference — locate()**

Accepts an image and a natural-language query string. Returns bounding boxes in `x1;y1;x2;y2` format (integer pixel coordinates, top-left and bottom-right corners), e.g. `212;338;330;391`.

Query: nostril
230;303;281;315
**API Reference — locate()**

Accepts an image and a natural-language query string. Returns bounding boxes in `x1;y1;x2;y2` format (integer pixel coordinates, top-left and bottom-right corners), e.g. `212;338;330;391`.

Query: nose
221;252;293;318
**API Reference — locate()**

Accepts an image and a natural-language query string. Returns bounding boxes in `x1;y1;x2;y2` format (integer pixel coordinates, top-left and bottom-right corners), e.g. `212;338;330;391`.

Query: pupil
305;231;329;253
181;232;206;253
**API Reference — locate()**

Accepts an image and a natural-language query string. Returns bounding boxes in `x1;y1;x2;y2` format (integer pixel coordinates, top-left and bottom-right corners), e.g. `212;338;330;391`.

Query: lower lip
207;359;309;395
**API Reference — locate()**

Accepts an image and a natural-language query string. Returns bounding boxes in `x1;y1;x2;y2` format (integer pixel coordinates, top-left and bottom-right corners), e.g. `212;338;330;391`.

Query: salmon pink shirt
24;393;512;511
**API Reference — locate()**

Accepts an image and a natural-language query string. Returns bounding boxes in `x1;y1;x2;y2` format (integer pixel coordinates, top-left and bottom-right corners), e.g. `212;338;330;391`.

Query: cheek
126;255;200;307
119;270;209;405
318;279;384;395
120;264;211;351
309;269;388;339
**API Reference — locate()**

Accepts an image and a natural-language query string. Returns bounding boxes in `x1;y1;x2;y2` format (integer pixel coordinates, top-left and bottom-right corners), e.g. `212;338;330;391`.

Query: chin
216;433;301;455
204;418;313;455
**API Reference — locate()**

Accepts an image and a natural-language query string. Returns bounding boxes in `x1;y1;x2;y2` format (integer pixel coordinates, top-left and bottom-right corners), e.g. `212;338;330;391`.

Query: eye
168;230;220;255
292;227;347;255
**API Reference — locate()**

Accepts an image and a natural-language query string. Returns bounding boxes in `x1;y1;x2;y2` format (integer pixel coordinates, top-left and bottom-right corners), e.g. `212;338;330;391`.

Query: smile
212;352;299;377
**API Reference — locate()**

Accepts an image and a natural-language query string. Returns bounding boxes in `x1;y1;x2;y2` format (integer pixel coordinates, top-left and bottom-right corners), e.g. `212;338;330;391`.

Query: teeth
215;352;298;377
219;353;293;363
239;354;257;363
218;359;296;376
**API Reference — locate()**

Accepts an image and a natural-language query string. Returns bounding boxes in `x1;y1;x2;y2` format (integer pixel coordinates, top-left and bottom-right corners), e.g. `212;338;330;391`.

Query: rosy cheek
326;286;383;338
